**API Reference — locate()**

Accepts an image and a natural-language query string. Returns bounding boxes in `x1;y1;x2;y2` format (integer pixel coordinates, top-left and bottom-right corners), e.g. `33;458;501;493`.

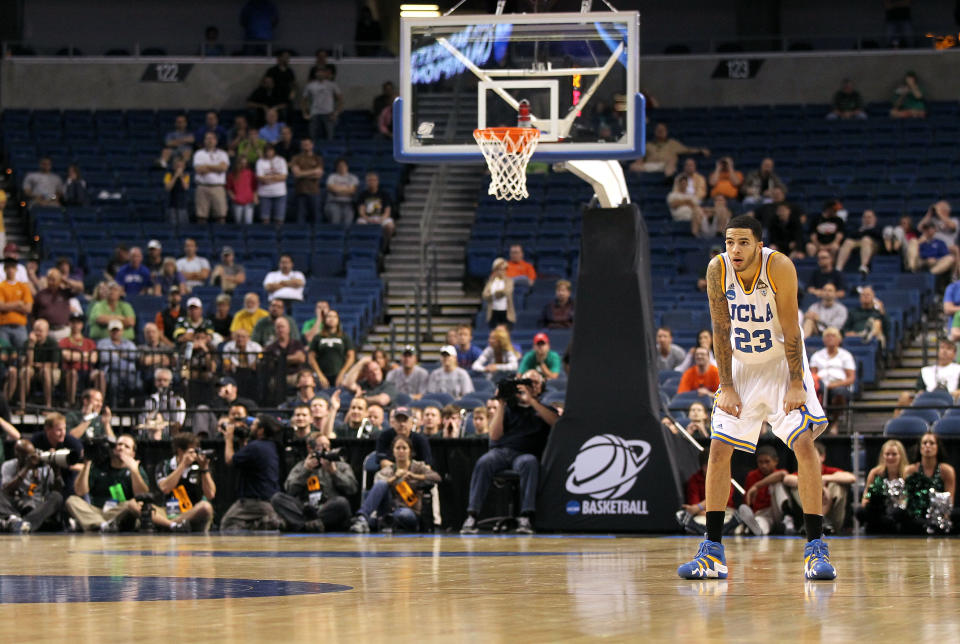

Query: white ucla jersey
719;246;786;365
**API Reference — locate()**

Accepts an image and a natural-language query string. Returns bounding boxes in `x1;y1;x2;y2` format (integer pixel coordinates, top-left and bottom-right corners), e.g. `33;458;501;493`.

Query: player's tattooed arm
705;256;734;386
769;253;804;384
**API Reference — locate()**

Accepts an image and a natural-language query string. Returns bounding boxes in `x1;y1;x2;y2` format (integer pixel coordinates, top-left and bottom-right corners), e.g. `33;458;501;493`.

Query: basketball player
678;215;836;581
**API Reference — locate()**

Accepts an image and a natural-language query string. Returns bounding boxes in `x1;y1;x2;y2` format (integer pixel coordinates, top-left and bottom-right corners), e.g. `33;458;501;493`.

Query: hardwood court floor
1;534;957;643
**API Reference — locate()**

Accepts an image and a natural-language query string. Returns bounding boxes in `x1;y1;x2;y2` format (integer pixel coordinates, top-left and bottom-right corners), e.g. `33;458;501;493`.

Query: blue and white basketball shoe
803;538;837;580
677;539;728;579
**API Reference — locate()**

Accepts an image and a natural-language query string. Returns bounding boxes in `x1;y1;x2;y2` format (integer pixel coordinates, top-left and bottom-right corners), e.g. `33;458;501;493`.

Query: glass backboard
394;11;643;163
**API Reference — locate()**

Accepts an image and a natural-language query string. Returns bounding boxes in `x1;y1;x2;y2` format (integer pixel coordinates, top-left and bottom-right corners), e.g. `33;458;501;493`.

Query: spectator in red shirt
59;311;105;406
676;447;739;535
676;347;719;395
505;244;536;288
783;441;855;534
226;156;258;225
738;445;792;535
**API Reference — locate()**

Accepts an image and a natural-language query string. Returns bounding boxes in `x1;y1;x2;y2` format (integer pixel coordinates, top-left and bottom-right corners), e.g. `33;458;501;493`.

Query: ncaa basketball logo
565;434;652;500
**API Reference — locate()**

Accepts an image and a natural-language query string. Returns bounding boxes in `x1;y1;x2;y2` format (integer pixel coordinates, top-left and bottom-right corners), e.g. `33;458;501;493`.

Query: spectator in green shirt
518;332;562;380
87;281;136;341
301;299;330;344
827;79;866;120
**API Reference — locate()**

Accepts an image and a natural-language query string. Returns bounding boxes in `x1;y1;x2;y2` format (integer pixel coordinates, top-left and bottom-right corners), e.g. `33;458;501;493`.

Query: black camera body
496;377;535;406
84;436;115;468
198;448;216;459
315;447;344;462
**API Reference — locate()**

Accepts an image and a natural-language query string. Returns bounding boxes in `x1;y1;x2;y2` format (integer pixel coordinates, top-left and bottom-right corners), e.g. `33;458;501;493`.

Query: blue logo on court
725;289;736;301
566;501;581;515
0;575;352;603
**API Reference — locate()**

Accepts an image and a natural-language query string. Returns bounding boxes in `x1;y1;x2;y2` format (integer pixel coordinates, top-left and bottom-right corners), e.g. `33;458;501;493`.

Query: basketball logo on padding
564;434;651;500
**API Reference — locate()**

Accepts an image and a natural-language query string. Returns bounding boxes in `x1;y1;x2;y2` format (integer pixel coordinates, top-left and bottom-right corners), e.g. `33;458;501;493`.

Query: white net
473;127;540;201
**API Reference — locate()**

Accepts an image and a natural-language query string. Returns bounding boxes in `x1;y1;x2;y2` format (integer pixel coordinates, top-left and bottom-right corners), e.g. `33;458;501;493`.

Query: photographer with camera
0;439;64;532
350;434;441;533
31;412;84;496
460;370;558;535
220;414;284;531
66;433;151;532
155;432;216;532
270;431;357;532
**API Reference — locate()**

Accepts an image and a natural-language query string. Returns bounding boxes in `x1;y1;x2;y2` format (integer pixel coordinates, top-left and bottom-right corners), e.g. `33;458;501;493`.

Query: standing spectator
265;50;297;107
802;282;848;339
155;285;183;346
890;71;925;118
158;115;194;168
163;156;191;225
145;240;164;279
236;128;266;165
87;282;134;342
426;345;474;398
676;347;720;396
372;81;397;123
60;311;104;406
63;164;89;207
324;158;358;227
193;111;227;148
247;75;286;127
471;327;520;376
230;292;269;335
806;199;846;259
256;144;288;225
263;254;305;310
809;327;857;431
482;258;515;329
692;195;732;239
308;49;337;84
251;298;301;346
32;267;76;342
201;25;225;56
518;333;562;381
176;238;211;292
655;327;686;372
386;345;430;398
836;209;883;274
18;319;60;411
227;114;250;157
301;300;331;344
707;156;743;200
306;309;355;388
97;320;140;401
356;171;395;242
354;5;383;56
226;156;258;225
455;324;483;371
240;0;279;55
538;279;574;329
628;122;708;178
909;220;955;281
193;132;230;223
210;247;246;296
21;158;63;208
274;125;296;161
156;258;187;297
505;244;537;288
842;285;888;345
258;108;286;144
807;249;848;298
290;139;324;225
115;247;153;297
884;0;914;47
827;78;866;119
302;65;342;142
741;157;786;206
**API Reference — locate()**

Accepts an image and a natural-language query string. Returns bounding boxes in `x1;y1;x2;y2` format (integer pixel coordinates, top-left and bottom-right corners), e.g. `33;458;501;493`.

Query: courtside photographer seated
66;433;152;533
271;431;357;532
155;432;216;532
460;370;558;535
0;439;64;533
220;414;284;531
349;434;441;533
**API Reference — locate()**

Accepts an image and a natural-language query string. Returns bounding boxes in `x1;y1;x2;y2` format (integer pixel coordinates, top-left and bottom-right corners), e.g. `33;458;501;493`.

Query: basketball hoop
473;127;540;201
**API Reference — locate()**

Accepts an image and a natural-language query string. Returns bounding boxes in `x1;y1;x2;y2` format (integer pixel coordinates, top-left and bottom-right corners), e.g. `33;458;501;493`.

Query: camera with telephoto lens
355;418;373;439
314;447;344;463
84;436;116;468
38;448;81;468
495;377;535;406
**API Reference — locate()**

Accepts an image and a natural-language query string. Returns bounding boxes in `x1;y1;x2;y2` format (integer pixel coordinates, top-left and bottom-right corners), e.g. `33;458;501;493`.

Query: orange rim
474;127;540;154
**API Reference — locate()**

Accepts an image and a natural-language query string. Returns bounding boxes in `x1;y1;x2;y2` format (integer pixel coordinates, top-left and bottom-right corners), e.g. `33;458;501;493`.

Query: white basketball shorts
710;356;827;453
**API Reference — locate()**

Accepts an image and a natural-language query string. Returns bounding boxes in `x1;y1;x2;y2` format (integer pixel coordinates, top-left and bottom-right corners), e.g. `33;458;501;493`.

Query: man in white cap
145;239;164;279
385;345;429;398
426;345;475;398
